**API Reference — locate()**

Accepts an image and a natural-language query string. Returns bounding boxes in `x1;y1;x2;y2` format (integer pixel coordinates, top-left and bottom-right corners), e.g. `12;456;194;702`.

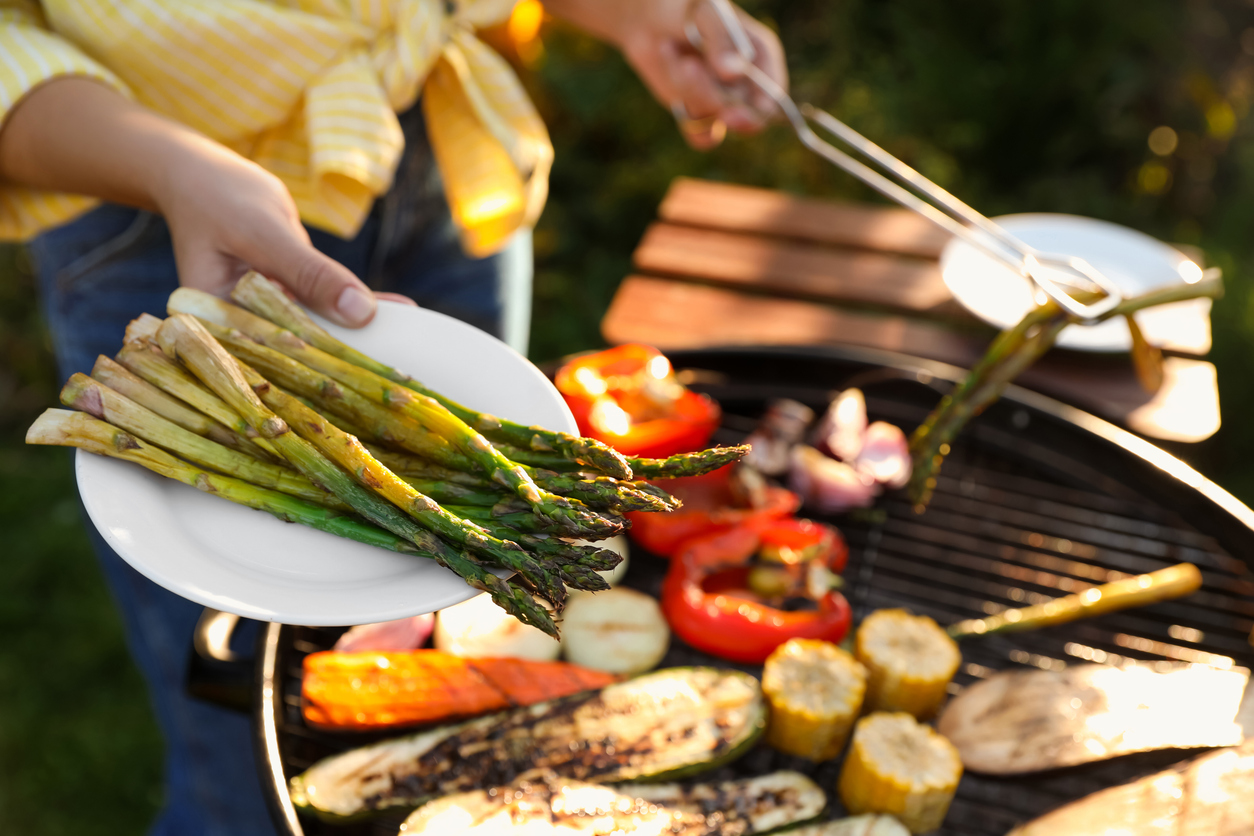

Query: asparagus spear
949;563;1202;639
116;338;283;460
236;337;653;513
236;366;573;605
908;273;1225;509
230;271;633;479
169;291;621;538
26;409;417;555
497;442;750;480
443;503;621;540
201;319;475;470
91;355;260;457
475;526;620;591
60;373;344;508
429;511;619;591
629;445;752;479
371;444;673;511
367;446;495;486
908;303;1068;508
153;316;560;633
396;476;508;507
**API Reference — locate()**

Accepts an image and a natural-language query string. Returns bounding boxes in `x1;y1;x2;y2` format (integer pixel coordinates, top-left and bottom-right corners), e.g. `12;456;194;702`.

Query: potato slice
561;587;669;675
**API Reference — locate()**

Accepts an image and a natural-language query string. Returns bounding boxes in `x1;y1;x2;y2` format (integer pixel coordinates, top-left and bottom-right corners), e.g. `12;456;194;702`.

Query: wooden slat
602;277;1218;442
660;177;952;258
605;276;987;369
634;223;958;315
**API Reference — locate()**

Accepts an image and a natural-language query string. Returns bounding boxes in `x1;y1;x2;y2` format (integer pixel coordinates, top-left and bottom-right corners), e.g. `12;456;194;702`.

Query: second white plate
940;213;1210;353
76;302;577;626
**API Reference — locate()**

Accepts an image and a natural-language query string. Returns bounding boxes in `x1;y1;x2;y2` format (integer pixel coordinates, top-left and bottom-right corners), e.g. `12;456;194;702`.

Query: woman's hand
544;0;789;150
0;77;406;327
150;138;402;327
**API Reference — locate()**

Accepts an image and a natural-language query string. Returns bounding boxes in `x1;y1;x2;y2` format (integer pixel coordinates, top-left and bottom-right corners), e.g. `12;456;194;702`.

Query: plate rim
939;212;1199;354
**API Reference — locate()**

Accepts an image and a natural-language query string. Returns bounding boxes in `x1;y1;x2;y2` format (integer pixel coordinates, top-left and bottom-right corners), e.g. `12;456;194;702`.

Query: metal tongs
688;0;1124;323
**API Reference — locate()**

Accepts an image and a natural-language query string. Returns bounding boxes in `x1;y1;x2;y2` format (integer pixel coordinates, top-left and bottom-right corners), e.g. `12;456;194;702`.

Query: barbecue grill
245;344;1254;836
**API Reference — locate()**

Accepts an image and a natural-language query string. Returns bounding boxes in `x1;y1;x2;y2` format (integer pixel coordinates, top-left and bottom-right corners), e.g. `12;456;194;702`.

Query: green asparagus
628;445;752;479
27;409;419;555
168;290;623;538
909;274;1225;509
91;355;260;456
116;338;283;460
230;271;633;479
242;368;573;605
201;320;476;469
153;314;559;632
61;373;344;508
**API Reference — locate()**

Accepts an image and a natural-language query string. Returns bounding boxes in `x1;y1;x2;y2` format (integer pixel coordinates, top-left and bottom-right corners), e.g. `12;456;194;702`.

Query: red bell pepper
627;465;800;557
660;518;852;664
555;344;720;458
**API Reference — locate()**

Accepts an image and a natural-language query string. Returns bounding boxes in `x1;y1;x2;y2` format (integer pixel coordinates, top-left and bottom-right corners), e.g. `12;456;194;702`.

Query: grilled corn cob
762;638;866;761
855;610;960;719
838;712;962;834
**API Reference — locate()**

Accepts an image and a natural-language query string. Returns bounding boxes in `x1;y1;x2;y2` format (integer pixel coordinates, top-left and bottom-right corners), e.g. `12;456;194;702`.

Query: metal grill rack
254;344;1254;836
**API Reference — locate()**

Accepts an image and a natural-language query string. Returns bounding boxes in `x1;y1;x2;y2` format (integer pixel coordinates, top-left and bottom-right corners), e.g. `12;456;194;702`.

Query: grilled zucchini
784;815;910;836
398;770;825;836
291;667;766;819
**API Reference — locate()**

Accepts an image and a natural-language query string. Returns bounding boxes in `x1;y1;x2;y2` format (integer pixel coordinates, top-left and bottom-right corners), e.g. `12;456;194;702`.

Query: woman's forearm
541;0;649;49
0;75;383;328
0;76;224;211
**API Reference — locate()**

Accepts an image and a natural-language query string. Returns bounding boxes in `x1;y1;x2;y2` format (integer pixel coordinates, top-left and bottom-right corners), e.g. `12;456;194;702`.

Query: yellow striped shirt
0;0;552;256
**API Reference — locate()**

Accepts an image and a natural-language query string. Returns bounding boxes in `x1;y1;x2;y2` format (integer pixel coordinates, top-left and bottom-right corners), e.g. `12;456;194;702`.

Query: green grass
3;1;1254;830
0;250;162;833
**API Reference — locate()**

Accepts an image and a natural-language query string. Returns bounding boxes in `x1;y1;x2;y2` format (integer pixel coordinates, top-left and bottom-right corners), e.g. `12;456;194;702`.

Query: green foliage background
1;1;1252;831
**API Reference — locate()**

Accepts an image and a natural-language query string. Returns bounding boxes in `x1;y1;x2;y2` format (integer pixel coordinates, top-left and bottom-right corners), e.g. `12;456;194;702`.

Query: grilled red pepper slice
554;344;720;458
626;465;800;557
660;518;852;664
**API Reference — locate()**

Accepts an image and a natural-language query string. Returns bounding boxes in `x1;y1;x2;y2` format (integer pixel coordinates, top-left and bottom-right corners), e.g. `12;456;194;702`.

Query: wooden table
602;178;1219;443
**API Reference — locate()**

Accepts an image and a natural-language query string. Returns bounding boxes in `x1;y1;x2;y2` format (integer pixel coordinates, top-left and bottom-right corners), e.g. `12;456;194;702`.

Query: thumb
253;236;377;328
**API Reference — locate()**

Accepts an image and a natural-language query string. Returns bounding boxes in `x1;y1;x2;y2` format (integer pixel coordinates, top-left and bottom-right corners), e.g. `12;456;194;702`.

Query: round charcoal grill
250;345;1254;836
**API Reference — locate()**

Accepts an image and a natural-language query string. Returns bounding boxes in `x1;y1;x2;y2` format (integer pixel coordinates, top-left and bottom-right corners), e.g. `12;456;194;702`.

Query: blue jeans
28;107;531;836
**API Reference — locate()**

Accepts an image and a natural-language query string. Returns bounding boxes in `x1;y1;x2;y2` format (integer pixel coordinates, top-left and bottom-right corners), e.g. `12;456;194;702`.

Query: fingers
741;14;789;115
246;228;378;328
690;1;787;127
375;292;418;307
661;40;731;150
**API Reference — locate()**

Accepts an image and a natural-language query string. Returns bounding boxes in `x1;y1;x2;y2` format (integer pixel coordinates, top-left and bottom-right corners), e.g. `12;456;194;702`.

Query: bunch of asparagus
26;272;747;637
908;272;1224;509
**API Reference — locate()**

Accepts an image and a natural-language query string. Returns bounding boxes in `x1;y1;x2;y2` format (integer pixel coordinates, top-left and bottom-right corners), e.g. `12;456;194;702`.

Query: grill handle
185;607;255;712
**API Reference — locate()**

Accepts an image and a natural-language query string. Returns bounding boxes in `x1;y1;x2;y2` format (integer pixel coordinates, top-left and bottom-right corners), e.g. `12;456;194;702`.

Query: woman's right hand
151;137;386;327
0;77;397;327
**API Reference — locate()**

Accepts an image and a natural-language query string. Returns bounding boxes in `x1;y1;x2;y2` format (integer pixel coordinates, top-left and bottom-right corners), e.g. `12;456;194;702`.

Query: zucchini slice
399;770;825;836
291;667;766;819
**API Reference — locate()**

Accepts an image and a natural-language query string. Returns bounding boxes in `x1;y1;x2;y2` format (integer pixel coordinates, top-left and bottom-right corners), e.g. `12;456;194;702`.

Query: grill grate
258;346;1254;836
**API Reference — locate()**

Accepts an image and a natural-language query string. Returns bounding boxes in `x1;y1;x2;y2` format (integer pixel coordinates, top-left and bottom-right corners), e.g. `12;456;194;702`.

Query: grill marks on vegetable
398;771;825;836
290;669;766;818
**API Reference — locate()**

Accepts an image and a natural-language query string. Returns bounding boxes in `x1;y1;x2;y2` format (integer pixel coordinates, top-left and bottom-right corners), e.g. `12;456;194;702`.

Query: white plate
940;213;1210;352
76;302;577;625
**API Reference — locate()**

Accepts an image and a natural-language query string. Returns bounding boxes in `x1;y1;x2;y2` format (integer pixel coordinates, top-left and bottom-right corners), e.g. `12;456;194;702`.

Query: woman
0;1;786;833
